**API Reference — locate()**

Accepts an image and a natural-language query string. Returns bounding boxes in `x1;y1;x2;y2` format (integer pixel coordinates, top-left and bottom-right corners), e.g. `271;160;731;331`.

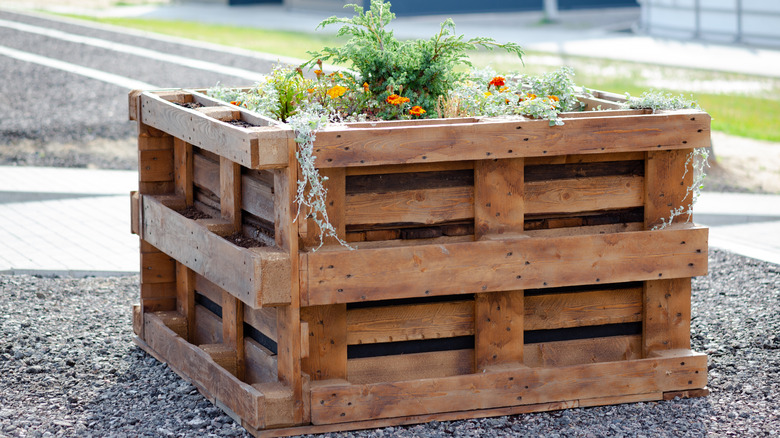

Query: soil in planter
174;102;204;109
225;232;266;248
177;206;211;220
227;119;258;129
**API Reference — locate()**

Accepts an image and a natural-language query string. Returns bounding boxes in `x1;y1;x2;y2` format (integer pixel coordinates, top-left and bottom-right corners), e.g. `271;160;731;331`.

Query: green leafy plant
623;90;699;112
302;0;524;118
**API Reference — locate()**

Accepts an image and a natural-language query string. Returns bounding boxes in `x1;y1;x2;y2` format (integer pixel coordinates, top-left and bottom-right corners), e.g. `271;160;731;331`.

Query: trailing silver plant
653;147;710;230
287;109;353;250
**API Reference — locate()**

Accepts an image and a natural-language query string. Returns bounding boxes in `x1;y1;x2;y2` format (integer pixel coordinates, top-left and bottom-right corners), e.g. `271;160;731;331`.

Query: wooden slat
194;304;222;346
274;155;304;423
347;186;474;227
524;286;642;330
524;335;642;368
303;226;708;305
345;160;474;176
241;172;275;223
345;186;474;226
142;311;265;428
346;300;474;345
310;111;711;168
310;351;707;424
141;194;292;307
301;304;347;381
220;157;242;231
475;291;524;370
139;92;289;169
140;250;175;284
176;262;195;342
173;138;194;205
244;306;278;342
524;151;645;166
139;149;174;182
347;349;473;384
645;148;695;229
244;338;278;384
643;278;692;355
222;290;245;379
193;152;220;195
525;175;644;215
474;158;525;239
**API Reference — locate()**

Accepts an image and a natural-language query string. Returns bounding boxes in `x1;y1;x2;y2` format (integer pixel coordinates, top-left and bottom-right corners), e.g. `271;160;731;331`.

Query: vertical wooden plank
176;262;195;343
644;149;695;357
302;168;346;249
474;158;525;370
220;157;242;231
301;304;348;381
474;158;525;239
644;149;694;229
274;144;303;423
643;278;692;355
223;290;246;380
174;138;194;206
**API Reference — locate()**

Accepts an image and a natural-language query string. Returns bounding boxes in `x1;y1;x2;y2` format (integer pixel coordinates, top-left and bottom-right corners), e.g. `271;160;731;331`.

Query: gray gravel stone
0;249;778;437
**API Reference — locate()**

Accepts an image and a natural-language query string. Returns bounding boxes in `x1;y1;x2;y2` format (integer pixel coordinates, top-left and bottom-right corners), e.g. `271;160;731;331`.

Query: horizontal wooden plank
194;304;222;345
311;350;707;424
311;111;710;168
347;349;473;384
244;338;278;384
345;186;474;226
142;311;265;428
525;286;642;330
139;92;290;169
523;335;642;368
245;306;278;343
303;226;708;305
139;149;174;182
525;175;644;215
346;300;474;345
193;152;220;195
141;194;291;308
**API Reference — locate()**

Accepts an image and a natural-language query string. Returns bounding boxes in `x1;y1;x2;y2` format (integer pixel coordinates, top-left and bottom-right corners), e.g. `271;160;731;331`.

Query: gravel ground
0;249;778;437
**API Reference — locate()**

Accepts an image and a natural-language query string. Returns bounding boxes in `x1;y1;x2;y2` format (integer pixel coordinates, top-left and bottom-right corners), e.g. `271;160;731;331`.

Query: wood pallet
129;88;710;436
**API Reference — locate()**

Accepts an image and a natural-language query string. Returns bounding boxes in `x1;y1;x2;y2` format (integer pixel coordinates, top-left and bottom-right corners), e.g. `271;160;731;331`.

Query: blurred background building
638;0;780;47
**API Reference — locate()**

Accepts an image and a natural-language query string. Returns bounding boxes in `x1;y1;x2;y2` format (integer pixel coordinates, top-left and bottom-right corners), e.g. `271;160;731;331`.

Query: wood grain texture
141;194;291;308
301;304;347;381
474;158;524;239
220;157;242;231
347;349;473;384
346;300;474;345
310;111;710;168
173;138;194;205
222;290;245;379
310;351;707;424
139;148;174;183
643;278;692;354
475;291;524;370
194;304;222;346
345;186;474;227
139;92;289;169
525;286;642;330
524;335;641;368
176;262;195;342
645;148;695;228
244;338;278;384
142;311;266;428
303;226;708;305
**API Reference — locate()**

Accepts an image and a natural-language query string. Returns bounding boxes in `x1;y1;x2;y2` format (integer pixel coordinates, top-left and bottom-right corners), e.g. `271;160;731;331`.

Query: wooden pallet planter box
129;88;710;436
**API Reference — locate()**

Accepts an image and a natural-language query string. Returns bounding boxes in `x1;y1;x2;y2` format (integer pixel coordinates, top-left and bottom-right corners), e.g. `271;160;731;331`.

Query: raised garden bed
129;87;710;437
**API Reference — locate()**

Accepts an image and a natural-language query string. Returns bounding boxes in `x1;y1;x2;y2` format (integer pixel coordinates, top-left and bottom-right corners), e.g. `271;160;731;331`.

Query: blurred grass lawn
69;15;780;142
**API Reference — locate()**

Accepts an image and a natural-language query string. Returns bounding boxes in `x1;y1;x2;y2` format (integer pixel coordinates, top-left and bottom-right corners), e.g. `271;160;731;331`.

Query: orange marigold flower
499;86;509;93
327;85;347;99
306;88;315;94
489;76;506;88
363;82;370;93
314;69;323;78
548;95;560;102
230;101;242;106
386;94;410;105
527;93;537;100
409;106;426;116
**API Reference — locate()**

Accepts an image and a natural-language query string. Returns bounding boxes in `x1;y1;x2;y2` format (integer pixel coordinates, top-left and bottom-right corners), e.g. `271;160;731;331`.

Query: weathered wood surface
140;194;291;308
143;311;265;428
302;226;708;305
137;92;290;169
311;111;710;168
310;351;707;424
347;349;473;384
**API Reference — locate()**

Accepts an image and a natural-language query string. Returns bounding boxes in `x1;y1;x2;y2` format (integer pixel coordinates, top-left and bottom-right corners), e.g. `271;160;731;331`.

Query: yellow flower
499;86;509;93
484;91;492;97
527;93;537;100
327;85;347;99
363;82;370;93
409;106;426;116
